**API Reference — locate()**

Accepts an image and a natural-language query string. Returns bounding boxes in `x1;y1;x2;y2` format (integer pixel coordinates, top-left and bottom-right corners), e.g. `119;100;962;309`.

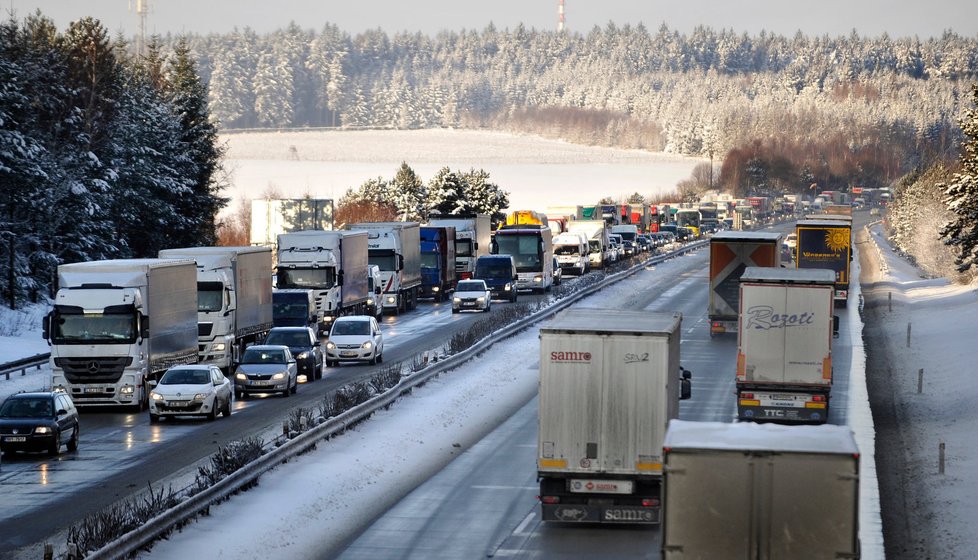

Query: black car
263;326;324;380
0;391;79;456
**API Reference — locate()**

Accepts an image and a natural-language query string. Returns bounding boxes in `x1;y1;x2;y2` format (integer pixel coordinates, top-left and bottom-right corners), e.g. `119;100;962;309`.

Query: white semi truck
538;309;691;524
566;220;610;269
425;214;491;282
45;259;199;409
158;246;274;372
736;267;837;423
662;420;860;559
348;222;422;314
275;230;370;333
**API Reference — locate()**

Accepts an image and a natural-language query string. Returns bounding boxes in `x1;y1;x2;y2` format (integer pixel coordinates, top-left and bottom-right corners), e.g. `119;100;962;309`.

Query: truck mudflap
542;504;660;524
737;389;829;423
709;318;736;336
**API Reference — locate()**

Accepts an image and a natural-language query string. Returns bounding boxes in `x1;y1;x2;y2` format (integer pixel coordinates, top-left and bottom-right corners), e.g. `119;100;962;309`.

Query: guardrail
81;240;708;560
0;353;49;381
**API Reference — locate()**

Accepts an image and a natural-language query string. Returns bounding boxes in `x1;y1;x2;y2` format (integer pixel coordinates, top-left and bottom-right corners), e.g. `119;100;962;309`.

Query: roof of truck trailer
710;231;783;242
59;258;195;271
664;420;858;455
542;308;681;334
158;246;270;256
741;267;836;284
797;219;853;228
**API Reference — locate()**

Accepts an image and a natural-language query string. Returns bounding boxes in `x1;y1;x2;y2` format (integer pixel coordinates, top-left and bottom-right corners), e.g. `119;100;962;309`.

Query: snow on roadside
0;303;52;397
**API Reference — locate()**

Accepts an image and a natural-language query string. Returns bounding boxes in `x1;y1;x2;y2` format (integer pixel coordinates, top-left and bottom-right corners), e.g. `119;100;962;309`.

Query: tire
315;362;323;380
451;308;459;314
66;427;79;452
377;352;383;364
235;390;244;400
207;402;218;421
48;431;62;456
290;377;298;395
222;396;232;417
370;353;378;365
150;413;160;423
510;292;517;303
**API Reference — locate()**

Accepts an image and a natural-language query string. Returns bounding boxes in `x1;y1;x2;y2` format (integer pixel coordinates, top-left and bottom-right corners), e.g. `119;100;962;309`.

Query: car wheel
235;390;244;400
370;353;378;365
290;377;298;395
208;402;218;421
66;427;79;452
150;413;160;423
315;361;323;380
452;308;459;314
377;352;383;364
222;396;232;417
48;431;62;456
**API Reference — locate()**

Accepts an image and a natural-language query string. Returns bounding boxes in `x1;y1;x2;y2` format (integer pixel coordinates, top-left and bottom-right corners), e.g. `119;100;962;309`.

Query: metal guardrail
0;353;49;381
82;241;708;560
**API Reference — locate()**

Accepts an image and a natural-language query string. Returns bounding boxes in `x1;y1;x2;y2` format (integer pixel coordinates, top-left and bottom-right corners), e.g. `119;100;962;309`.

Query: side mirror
43;313;51;341
338;270;345;286
56;408;67;417
141;316;150;339
680;378;692;400
398;255;404;270
681;367;692;380
833;315;840;339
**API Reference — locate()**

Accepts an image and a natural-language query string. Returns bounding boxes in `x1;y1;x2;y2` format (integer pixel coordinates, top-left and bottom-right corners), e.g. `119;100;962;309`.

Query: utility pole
129;0;150;56
558;0;565;32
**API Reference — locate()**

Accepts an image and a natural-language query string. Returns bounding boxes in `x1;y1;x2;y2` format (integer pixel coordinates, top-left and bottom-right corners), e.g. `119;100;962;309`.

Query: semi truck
348;222;422;314
708;231;783;336
275;230;370;333
538;309;691;524
493;224;554;293
45;259;199;409
419;225;457;301
661;420;860;559
424;214;491;282
736;267;837;424
566;219;610;270
158;246;274;371
272;289;318;328
795;218;852;306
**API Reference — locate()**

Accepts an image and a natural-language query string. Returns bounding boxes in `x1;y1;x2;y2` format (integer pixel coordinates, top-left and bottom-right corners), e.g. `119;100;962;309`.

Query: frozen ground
221;129;706;214
860;222;978;559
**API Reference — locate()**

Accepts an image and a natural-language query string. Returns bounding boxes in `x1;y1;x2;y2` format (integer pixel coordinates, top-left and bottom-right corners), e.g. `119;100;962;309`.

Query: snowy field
221;129;706;214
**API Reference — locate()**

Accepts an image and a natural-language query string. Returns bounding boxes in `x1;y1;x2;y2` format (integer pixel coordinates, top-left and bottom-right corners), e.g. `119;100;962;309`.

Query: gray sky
7;0;978;39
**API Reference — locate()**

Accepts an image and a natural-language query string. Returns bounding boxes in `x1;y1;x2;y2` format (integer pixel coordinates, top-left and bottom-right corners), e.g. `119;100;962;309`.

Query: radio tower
129;0;151;56
558;0;565;32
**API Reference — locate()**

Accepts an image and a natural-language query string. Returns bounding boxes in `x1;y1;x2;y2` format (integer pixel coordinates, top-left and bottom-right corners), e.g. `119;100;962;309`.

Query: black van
474;255;518;302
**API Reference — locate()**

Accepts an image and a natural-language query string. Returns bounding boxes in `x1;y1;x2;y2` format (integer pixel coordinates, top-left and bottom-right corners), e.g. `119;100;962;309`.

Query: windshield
613;231;637;241
421;253;439;269
278;267;335;290
455;240;473;257
494;235;542;272
368;251;397;271
588;240;601;253
240;349;287;364
331;320;370;336
554;245;580;256
265;331;311;348
198;281;224;312
52;312;137;344
476;261;511;279
273;301;308;319
0;397;53;418
456;281;485;292
160;368;211;385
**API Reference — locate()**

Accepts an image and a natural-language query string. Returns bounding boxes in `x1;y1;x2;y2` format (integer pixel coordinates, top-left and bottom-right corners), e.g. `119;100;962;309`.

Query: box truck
566;220;610;270
275;230;370;333
736;267;837;423
425;214;491;282
45;259;199;408
795;218;852;306
538;309;691;524
708;231;783;336
419;225;457;300
158;247;274;371
348;222;422;314
662;420;860;560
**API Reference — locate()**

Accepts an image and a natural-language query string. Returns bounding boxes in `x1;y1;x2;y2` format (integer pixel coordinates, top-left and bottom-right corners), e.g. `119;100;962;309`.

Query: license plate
252;380;269;386
167;401;190;407
463;302;476;307
340;351;357;357
85;387;101;394
4;436;26;443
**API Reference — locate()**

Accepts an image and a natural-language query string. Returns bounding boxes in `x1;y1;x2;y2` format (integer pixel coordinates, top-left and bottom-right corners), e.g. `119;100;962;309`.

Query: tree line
0;13;227;308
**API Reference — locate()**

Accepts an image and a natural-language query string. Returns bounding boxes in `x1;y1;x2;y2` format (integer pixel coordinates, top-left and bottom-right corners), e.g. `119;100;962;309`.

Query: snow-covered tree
389;162;427;221
427;167;468;215
940;84;978;273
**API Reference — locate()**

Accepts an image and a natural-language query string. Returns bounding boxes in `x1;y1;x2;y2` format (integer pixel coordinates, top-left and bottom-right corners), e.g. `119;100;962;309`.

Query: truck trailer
795;218;852;306
566;220;610;270
45;259;199;408
348;222;422;314
158;246;274;372
419;225;457;300
425;214;491;282
538;309;691;524
708;231;783;336
661;420;860;559
275;230;370;333
736;267;837;423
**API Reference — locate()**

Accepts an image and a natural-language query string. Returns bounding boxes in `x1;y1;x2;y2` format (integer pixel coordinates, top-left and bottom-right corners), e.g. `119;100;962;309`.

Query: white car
784;233;797;250
150;365;232;423
452;279;492;313
233;345;298;399
325;316;384;366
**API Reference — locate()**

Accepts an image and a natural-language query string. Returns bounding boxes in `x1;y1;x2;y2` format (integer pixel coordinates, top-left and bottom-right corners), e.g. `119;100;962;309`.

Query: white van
552;232;590;276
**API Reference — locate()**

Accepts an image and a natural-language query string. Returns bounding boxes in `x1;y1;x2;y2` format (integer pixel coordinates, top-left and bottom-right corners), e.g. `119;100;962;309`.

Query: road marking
514;510;537;536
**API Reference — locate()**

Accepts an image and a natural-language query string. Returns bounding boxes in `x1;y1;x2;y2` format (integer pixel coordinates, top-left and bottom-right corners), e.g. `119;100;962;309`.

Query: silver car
452;279;492;313
149;365;232;423
233;345;298;399
325;316;384;366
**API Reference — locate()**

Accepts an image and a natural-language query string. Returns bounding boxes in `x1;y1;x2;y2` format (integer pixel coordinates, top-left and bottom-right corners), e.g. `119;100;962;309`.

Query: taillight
641;498;660;507
741;392;754;399
812;395;826;402
540;496;560;505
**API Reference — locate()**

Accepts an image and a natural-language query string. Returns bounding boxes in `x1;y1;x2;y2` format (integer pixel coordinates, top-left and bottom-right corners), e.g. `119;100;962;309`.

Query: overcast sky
7;0;978;39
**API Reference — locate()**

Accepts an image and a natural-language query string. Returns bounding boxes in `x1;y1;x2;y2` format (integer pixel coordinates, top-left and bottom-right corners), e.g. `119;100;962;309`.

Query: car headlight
361;341;373;350
367;298;374;306
453;297;461;304
504;283;511;291
193;393;207;401
272;372;286;380
34;426;53;434
151;392;164;401
296;351;310;360
432;286;440;292
477;297;485;303
212;342;226;351
326;341;336;350
235;372;246;381
533;276;543;283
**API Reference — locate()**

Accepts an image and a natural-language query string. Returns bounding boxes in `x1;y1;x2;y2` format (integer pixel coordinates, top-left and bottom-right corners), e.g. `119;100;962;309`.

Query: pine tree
939;83;978;273
427;167;467;215
389;162;427;221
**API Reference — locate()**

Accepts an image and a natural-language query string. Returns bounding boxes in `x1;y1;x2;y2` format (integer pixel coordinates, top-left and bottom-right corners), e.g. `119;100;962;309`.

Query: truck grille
198;323;213;337
54;357;133;384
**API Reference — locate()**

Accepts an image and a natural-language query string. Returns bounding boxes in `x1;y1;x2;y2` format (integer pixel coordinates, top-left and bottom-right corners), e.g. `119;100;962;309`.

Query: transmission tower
129;0;150;56
558;0;565;32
